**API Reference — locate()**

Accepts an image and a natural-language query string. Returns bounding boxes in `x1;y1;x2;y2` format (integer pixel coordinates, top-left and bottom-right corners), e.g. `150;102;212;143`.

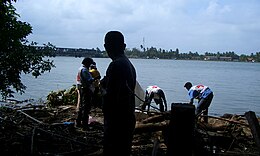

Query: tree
0;0;55;99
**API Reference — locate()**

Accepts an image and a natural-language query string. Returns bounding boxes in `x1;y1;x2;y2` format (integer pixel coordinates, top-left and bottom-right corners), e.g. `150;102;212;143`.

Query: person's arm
141;91;148;110
188;90;198;105
81;68;94;85
144;90;152;111
189;98;194;105
160;90;167;111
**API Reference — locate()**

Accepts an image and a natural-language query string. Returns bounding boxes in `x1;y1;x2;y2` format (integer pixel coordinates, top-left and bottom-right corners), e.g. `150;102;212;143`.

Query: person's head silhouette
104;31;126;59
184;82;192;90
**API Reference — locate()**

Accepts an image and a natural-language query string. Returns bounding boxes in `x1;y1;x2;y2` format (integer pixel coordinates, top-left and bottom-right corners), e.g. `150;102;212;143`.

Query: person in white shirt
142;85;167;112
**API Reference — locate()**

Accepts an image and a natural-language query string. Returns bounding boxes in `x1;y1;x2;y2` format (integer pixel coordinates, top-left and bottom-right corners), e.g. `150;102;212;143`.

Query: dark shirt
103;54;136;119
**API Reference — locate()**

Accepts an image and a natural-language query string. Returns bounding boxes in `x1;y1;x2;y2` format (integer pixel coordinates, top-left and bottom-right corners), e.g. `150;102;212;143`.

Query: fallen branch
57;105;74;114
36;127;101;147
152;137;160;156
17;110;44;125
141;112;170;124
14;105;45;111
134;122;168;134
245;111;260;154
203;115;249;127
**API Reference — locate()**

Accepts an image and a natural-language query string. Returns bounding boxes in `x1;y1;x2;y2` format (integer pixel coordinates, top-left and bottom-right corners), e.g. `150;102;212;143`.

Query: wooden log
152;137;160;156
141;114;165;124
141;112;170;124
203;115;249;127
134;122;168;134
197;122;229;132
14;105;45;110
31;127;37;155
57;105;74;114
17;110;44;124
245;111;260;154
135;107;165;115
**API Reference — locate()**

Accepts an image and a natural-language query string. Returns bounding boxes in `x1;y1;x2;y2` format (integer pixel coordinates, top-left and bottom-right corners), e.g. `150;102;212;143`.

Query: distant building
204;56;239;61
247;57;255;62
219;57;232;61
204;56;218;61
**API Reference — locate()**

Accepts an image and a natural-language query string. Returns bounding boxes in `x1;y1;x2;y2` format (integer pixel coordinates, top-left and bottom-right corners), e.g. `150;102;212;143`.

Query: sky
13;0;260;55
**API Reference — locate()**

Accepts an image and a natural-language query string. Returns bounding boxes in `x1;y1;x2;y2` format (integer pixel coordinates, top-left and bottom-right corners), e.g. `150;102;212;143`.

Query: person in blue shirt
184;82;214;123
75;57;95;129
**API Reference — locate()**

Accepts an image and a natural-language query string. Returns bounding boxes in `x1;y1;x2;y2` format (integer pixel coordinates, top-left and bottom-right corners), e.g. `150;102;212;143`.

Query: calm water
13;57;260;116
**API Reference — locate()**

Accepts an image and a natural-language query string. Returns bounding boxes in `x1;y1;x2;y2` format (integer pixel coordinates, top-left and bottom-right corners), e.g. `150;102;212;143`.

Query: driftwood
152;137;160;156
31;127;37;155
135;107;164;115
197;121;229;132
245;111;260;154
36;127;91;146
203;115;249;127
17;110;44;124
141;112;170;124
1;101;260;156
14;105;45;111
56;105;74;114
134;122;168;134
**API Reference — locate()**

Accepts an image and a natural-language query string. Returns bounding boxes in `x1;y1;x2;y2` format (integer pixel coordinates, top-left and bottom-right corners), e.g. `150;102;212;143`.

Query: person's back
143;85;167;112
184;82;213;122
102;31;136;156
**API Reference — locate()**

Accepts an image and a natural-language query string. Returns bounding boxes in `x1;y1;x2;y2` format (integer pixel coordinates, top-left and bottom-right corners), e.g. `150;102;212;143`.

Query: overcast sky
14;0;260;54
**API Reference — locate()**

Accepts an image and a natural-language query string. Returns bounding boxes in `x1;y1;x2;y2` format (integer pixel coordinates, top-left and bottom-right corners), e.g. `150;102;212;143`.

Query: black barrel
166;103;195;156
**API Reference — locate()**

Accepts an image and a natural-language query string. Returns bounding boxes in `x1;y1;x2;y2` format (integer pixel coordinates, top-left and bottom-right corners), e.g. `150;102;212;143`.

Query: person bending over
184;82;214;123
142;85;167;112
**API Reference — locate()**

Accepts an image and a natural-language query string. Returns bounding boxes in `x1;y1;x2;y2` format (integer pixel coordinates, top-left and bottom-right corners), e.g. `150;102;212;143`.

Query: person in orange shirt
89;62;102;108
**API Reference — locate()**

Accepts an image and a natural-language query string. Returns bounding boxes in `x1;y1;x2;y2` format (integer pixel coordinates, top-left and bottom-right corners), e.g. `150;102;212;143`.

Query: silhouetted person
101;31;136;156
75;57;95;129
184;82;214;123
142;85;167;112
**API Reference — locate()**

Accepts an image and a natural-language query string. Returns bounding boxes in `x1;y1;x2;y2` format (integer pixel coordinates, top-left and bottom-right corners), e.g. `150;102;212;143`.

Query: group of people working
141;82;213;120
74;30;214;156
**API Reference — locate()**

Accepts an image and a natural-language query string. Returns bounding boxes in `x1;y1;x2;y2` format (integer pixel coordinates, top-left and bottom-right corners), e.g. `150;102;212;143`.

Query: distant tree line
52;46;260;62
48;47;103;58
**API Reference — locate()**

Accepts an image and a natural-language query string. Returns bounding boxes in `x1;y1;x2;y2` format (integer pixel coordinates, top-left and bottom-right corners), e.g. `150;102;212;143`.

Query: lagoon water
14;57;260;116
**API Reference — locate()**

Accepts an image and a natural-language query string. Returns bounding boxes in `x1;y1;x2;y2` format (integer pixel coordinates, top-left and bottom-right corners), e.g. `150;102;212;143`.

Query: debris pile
0;87;259;155
0;103;103;155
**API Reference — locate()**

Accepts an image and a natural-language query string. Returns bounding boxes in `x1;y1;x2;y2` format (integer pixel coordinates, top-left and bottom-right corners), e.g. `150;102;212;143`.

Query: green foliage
46;85;78;108
0;0;55;99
